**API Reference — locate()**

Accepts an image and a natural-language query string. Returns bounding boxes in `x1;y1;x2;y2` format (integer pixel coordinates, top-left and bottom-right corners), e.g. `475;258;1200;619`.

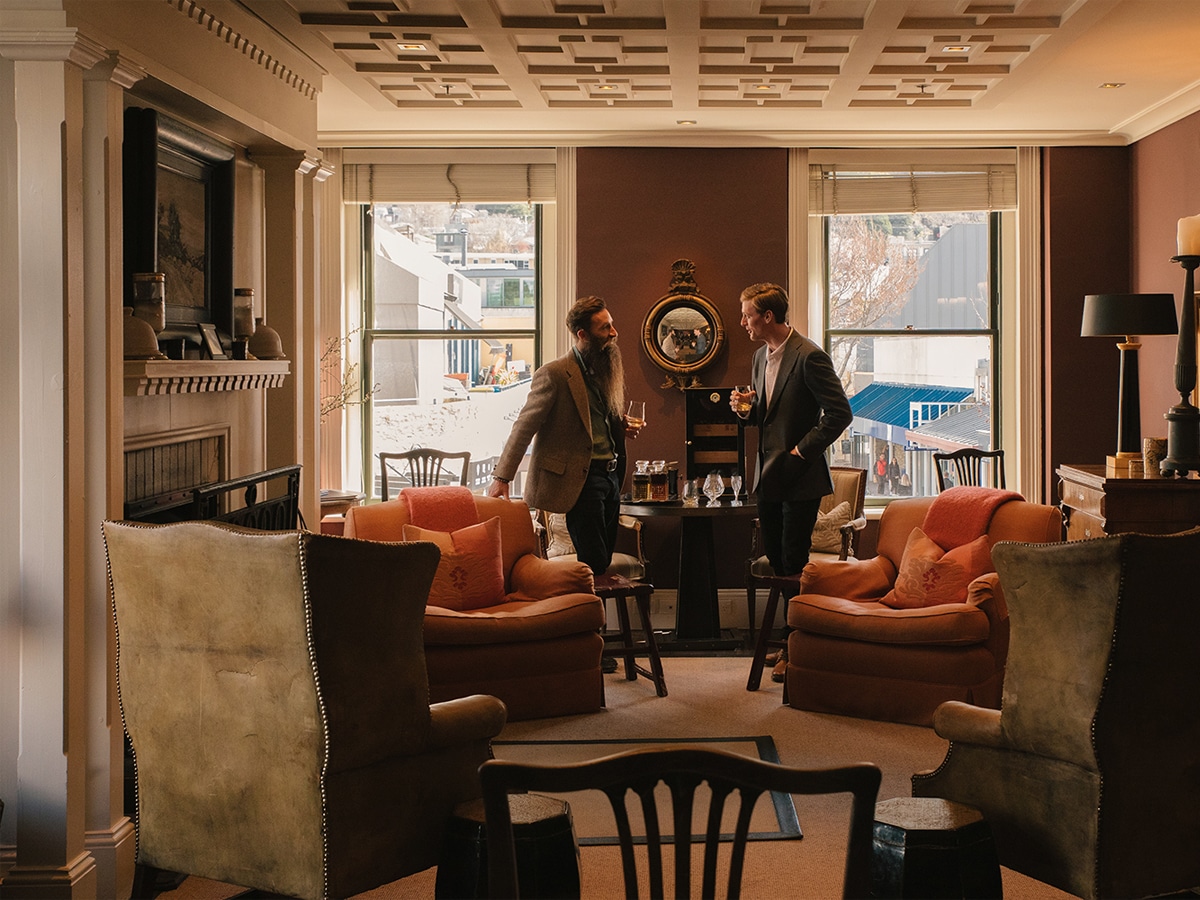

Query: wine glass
703;471;725;507
730;472;743;506
625;400;646;432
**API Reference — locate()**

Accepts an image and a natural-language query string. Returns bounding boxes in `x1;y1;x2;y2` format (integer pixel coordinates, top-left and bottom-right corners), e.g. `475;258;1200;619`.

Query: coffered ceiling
251;0;1200;147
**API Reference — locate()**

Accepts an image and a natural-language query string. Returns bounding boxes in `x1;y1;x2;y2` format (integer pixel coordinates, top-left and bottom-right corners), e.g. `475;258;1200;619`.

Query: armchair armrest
428;694;508;750
931;700;1003;748
799;555;896;599
510;553;594;601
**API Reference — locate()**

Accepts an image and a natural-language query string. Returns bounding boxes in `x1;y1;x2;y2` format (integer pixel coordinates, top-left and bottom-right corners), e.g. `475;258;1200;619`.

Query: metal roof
906;404;992;451
849;382;974;430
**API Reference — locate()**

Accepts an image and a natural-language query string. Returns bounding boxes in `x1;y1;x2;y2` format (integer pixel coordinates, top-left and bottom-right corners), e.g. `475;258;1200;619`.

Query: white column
255;150;324;526
80;50;144;900
0;11;104;896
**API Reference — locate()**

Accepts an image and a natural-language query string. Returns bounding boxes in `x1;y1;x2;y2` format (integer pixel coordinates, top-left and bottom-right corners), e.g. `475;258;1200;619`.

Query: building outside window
810;158;1015;501
361;201;542;497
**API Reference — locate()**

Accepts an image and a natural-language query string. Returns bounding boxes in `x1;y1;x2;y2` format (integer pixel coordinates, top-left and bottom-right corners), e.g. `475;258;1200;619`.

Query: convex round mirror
642;259;725;389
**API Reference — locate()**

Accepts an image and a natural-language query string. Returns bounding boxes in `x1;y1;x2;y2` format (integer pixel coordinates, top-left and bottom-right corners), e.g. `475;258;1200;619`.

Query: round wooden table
620;498;757;644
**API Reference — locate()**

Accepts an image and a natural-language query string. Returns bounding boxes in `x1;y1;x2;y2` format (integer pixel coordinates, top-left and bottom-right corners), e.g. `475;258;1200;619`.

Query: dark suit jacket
749;330;852;501
494;350;627;512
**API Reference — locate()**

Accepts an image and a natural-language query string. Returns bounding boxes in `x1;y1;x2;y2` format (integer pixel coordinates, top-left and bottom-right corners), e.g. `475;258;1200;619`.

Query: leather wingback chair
786;495;1062;725
914;530;1200;900
345;495;606;721
103;520;507;900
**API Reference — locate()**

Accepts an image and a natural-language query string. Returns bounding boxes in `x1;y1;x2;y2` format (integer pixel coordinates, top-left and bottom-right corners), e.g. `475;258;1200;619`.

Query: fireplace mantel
124;359;290;396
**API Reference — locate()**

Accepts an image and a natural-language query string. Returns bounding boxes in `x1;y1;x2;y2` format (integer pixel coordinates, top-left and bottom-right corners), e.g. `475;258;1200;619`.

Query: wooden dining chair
480;747;880;900
378;447;471;499
933;448;1005;492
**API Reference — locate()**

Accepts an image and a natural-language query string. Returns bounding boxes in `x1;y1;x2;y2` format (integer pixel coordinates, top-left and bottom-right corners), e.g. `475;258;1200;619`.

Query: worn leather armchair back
104;520;506;900
914;529;1200;900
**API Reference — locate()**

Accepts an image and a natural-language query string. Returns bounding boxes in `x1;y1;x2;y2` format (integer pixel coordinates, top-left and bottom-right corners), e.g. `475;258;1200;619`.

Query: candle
1179;215;1200;255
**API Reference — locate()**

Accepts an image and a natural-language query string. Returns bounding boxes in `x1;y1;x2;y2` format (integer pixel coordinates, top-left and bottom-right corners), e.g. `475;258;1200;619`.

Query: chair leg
612;593;637;681
633;592;668;697
746;583;757;643
746;586;782;692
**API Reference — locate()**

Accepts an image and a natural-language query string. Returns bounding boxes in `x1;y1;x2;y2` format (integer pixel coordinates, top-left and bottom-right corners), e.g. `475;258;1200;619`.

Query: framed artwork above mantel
123;106;235;348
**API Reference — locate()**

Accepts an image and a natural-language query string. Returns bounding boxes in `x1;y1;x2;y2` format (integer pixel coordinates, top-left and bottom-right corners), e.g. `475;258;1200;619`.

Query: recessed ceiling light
942;45;971;53
753;84;772;91
676;119;697;126
595;84;617;91
397;42;427;51
1100;82;1126;89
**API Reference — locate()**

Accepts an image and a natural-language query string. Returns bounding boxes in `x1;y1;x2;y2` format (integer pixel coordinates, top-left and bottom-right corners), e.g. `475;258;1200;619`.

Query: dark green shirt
573;347;615;461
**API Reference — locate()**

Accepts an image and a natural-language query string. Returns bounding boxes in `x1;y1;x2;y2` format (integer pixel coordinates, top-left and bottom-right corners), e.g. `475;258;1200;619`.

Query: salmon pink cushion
880;527;992;609
402;516;505;611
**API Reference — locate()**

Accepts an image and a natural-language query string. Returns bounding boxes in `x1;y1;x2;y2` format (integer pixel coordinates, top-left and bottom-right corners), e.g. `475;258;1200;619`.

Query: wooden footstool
871;797;1002;899
594;574;667;697
435;793;580;899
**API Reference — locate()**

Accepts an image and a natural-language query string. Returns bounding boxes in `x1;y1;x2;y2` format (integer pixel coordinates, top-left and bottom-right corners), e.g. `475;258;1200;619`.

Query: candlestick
1161;255;1200;476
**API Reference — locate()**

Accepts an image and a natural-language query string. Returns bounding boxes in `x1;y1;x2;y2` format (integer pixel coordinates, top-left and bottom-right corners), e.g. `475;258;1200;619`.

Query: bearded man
488;295;641;575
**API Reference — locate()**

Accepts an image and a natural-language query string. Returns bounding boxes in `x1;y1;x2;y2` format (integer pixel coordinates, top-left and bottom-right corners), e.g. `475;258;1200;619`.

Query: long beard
582;338;625;418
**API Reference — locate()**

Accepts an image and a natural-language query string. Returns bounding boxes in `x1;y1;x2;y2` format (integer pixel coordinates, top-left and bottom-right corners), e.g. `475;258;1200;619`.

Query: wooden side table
1056;463;1200;539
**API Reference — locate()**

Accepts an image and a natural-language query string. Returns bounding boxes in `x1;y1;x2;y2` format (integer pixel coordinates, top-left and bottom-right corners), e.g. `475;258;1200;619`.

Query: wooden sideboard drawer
1065;509;1105;541
1059;479;1104;518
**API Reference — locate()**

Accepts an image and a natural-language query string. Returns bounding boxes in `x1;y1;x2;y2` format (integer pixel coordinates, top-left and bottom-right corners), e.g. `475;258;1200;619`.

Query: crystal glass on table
730;473;743;506
682;479;700;507
703;471;725;507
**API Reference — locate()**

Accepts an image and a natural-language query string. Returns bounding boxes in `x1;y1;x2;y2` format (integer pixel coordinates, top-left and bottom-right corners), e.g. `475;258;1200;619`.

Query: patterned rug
491;735;802;845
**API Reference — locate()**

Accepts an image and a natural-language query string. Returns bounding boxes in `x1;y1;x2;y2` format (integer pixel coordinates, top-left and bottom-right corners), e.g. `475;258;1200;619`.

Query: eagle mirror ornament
642;259;726;389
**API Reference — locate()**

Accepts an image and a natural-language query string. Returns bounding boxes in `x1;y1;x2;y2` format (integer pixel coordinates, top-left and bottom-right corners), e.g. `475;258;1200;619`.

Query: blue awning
849;382;973;442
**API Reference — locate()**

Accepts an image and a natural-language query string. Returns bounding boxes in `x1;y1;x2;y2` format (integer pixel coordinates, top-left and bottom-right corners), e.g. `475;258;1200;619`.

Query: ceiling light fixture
397;42;427;51
753;84;772;90
942;45;971;53
595;84;617;91
676;119;697;126
1100;82;1126;89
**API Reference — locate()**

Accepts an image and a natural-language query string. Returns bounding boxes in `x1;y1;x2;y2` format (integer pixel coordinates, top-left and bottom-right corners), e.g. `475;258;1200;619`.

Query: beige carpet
161;656;1075;900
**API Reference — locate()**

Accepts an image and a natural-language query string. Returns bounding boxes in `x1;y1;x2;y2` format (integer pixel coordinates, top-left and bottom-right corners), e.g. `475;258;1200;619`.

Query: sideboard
1057;463;1200;540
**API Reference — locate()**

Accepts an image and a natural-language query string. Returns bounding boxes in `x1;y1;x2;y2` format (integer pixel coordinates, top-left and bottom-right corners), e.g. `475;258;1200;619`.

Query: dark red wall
576;147;789;588
1132;111;1200;438
1042;147;1131;501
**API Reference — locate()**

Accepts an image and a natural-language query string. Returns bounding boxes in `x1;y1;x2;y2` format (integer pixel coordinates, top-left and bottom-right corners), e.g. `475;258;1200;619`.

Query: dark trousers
566;466;621;576
757;496;822;599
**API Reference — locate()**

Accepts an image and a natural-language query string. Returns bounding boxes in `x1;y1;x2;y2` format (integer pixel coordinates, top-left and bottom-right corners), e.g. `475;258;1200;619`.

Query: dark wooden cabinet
1057;463;1200;539
684;387;745;482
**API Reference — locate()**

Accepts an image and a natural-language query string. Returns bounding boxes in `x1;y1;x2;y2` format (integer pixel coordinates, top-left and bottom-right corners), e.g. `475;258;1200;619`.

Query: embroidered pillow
401;516;505;611
810;501;853;555
880;528;992;609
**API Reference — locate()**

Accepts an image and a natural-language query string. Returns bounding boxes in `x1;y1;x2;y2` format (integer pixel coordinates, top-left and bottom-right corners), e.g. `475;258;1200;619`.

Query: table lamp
1081;293;1178;472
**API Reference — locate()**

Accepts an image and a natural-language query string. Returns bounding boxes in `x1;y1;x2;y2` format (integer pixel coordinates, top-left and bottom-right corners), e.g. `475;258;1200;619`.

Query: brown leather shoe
771;654;788;683
764;650;782;666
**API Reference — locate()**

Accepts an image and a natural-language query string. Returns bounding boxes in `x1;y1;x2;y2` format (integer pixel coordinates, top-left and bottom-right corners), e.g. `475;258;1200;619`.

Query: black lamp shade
1081;293;1178;337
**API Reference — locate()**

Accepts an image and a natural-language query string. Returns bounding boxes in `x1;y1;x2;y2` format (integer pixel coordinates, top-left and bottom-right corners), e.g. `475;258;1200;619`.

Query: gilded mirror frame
642;260;726;389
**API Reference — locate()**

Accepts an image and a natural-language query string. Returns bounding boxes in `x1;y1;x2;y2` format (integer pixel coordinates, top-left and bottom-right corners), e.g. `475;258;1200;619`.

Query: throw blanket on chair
922;486;1023;549
400;486;478;531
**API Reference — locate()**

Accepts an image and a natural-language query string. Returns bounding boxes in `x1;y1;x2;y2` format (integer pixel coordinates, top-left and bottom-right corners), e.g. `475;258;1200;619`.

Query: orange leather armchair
345;495;606;721
785;495;1062;725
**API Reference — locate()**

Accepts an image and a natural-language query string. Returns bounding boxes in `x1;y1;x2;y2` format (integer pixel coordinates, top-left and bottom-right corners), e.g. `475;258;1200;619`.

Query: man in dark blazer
489;296;640;576
731;283;852;678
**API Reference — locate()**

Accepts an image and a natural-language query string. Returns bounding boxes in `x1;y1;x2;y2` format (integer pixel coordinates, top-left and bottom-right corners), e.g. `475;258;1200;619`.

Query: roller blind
342;157;556;204
808;163;1018;216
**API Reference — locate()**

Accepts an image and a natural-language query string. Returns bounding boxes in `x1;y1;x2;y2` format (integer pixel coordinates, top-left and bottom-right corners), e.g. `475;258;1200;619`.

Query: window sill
124;359;291;396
